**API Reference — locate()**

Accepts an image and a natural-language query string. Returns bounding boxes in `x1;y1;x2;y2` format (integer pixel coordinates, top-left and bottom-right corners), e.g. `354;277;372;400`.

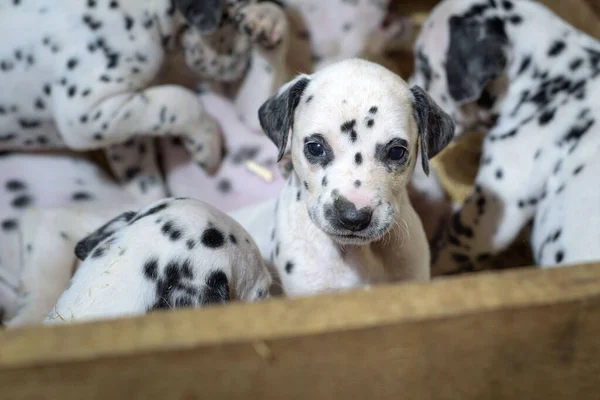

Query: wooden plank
1;263;599;400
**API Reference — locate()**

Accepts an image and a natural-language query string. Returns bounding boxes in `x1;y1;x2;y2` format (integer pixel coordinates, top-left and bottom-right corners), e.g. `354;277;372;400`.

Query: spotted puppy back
45;197;271;325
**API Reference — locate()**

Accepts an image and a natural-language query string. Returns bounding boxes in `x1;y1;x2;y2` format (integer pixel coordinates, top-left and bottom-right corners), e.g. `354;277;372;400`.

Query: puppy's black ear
258;74;311;161
410;85;455;176
74;211;137;261
445;16;508;104
175;0;223;35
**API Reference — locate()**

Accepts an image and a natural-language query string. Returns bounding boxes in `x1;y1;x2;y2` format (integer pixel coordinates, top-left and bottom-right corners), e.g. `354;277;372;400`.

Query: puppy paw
234;2;288;50
182;115;225;175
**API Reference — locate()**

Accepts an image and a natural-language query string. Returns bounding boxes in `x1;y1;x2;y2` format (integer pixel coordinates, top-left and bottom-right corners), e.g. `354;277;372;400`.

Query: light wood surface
1;263;599;399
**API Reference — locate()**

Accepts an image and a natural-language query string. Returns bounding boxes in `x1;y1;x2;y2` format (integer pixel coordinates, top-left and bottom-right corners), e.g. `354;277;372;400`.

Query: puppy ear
258;74;311;161
175;0;223;35
410;85;455;176
445;16;508;104
74;211;137;261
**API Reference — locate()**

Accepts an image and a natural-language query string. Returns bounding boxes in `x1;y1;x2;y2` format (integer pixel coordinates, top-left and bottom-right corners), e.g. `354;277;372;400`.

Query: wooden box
1;263;599;399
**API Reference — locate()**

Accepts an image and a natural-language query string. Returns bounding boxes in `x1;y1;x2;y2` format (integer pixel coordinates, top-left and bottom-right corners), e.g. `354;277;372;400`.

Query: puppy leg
53;86;224;173
431;163;536;277
232;2;292;132
103;138;168;204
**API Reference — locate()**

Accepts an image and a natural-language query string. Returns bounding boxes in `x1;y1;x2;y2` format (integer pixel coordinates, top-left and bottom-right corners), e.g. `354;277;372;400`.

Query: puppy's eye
388;146;407;161
306;142;325;157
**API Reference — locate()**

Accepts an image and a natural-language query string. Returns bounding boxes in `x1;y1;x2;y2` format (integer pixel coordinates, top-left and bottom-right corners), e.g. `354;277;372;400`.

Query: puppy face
259;59;454;245
410;0;512;134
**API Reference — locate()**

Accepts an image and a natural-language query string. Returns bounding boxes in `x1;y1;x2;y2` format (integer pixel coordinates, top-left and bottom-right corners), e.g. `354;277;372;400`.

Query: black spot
143;258;159;280
34;98;45;110
109;0;119;8
82;14;103;30
538;108;556;125
495;169;503;179
43;84;52;96
304;181;309;190
217;179;232;193
555;251;564;263
517;55;531;75
66;58;78;70
296;190;301;201
502;0;513;10
354;180;361;188
19;119;41;129
573;165;584;175
186;239;196;250
355;152;363;165
321;176;328;187
1;219;17;232
366;119;374;128
340;119;358;143
369;106;378;114
570;58;583;71
285;261;294;274
229;234;237;245
72;191;93;201
91;246;106;259
201;227;225;248
548;40;566;57
306;95;313;103
11;194;32;208
202;270;230;305
5;179;26;191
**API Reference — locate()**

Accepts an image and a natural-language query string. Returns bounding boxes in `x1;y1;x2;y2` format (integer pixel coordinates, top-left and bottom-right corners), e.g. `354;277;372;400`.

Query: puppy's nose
334;196;372;232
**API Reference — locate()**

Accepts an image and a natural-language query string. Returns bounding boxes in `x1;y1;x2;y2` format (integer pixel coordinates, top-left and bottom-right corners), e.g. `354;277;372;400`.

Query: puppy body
231;59;455;296
411;0;600;273
40;198;272;326
0;150;152;323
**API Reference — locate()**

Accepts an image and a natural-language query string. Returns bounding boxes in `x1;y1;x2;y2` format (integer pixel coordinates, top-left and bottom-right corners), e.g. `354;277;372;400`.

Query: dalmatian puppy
410;0;600;275
0;0;289;173
161;90;286;212
0;149;154;324
20;197;271;326
230;58;455;296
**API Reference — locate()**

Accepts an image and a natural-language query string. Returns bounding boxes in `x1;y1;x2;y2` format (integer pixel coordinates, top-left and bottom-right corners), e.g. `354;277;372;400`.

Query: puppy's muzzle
330;196;373;232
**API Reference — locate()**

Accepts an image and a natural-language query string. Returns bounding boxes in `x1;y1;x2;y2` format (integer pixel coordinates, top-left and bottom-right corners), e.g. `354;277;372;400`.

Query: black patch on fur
1;219;17;232
202;270;230;304
258;76;310;161
445;15;508;103
201;227;225;248
355;152;363;165
285;261;294;274
410;86;455;175
340;119;358;143
74;211;136;260
548;40;566;57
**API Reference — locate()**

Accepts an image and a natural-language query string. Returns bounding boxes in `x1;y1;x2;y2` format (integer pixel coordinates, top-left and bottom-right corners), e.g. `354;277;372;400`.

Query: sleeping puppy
230;58;455;296
41;197;272;326
410;0;600;274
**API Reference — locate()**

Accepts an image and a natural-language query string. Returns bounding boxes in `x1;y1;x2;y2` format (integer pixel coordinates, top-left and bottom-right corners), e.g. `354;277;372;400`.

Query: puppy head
410;0;511;135
175;0;224;35
259;58;454;245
